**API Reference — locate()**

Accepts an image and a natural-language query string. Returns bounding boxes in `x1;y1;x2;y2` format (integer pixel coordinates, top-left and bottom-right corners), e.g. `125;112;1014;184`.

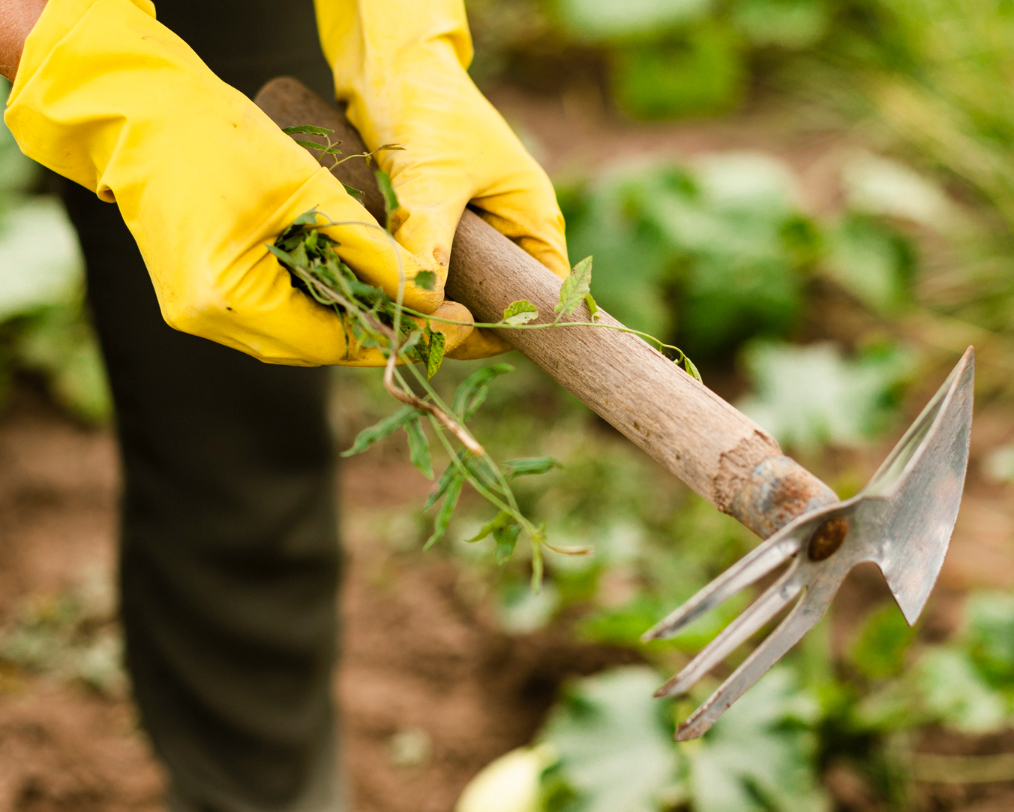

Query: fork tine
654;562;803;698
641;532;805;642
673;577;840;741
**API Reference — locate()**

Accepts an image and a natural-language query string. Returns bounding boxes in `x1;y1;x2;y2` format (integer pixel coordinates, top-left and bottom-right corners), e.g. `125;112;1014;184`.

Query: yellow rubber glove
314;0;570;358
4;0;473;366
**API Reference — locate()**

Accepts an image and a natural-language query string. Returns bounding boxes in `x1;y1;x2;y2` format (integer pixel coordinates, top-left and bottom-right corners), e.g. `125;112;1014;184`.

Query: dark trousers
60;3;346;809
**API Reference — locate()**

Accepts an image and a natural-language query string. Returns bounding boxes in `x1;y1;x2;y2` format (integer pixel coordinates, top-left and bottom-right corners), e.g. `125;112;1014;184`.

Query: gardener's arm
3;0;474;364
314;0;570;359
0;0;45;81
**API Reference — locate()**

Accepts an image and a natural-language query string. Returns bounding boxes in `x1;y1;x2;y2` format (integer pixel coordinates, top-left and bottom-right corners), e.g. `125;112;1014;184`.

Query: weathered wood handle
254;77;838;538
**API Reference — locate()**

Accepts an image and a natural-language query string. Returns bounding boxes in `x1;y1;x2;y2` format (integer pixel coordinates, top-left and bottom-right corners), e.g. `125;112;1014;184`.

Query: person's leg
60;4;346;809
62;176;346;811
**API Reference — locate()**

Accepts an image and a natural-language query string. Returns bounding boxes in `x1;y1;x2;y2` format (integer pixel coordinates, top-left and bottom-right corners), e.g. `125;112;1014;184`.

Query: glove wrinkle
5;0;464;366
315;0;571;365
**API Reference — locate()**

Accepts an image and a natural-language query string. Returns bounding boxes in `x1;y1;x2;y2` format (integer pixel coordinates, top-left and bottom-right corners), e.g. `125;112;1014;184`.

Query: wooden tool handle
254;77;837;538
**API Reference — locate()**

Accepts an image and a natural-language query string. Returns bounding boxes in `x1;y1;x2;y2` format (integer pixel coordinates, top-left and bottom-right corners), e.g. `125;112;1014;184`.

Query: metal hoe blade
644;347;975;741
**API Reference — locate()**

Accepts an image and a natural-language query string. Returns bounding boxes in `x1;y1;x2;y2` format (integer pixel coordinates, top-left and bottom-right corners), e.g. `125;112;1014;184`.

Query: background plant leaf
540;667;679;812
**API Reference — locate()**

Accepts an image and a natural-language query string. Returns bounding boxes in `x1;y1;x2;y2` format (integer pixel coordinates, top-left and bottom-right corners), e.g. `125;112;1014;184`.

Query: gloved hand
4;0;473;366
314;0;570;359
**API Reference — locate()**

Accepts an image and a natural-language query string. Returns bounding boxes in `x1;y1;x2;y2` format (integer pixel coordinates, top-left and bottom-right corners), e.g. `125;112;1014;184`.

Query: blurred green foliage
739;341;914;452
359;0;1014;788
540;667;680;812
526;578;1014;811
559;152;918;362
468;0;840;116
468;0;1014;340
539;665;830;812
0;569;124;696
0;81;110;423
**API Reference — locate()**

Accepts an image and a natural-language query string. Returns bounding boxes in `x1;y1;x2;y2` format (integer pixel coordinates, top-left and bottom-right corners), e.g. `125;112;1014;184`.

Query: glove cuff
8;0;156;104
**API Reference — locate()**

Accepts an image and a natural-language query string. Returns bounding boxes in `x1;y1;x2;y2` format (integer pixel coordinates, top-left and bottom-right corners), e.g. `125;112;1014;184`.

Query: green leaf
404;418;433;479
824;214;915;314
504;457;560;478
611;23;745;119
15;308;111;424
555;0;712;44
425;458;464;511
580;596;670;649
497;582;561;635
342;183;365;204
292;208;321;227
425;330;446;379
584;591;748;651
376;169;400;227
849;604;917;680
283;124;333;136
539;667;679;812
414;270;438;292
531;543;544;592
965;592;1014;684
738;341;913;452
689;668;829;812
266;243;299;268
731;0;830;49
341;406;419;457
681;353;703;382
452;364;514;420
463;453;500;490
556;256;594;316
467;510;515;543
503;300;540;325
292;139;326;151
493;520;522;564
917;647;1007;734
0;197;84;322
425;469;465;550
842;153;957;230
290;240;308;271
46;337;111;424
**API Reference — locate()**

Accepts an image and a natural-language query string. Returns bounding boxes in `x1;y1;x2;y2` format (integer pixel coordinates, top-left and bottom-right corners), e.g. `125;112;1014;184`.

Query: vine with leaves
271;125;700;587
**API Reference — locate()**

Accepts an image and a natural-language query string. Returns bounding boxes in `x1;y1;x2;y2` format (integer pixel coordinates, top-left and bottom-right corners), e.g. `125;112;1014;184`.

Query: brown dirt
0;390;640;812
4;380;1014;812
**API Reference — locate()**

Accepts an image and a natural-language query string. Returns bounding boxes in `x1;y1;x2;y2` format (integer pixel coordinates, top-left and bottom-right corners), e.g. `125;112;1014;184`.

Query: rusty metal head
643;347;975;740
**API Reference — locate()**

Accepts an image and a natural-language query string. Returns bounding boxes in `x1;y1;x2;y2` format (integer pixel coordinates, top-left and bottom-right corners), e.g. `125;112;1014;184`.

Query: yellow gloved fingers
317;0;571;363
381;135;571;282
5;0;448;368
446;328;511;361
471;179;572;281
357;68;572;283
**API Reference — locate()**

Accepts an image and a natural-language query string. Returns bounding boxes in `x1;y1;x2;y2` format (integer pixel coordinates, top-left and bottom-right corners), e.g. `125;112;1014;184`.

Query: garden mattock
254;77;976;740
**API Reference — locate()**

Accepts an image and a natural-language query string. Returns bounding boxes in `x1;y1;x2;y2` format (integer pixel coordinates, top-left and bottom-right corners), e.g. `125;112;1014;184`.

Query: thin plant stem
399;306;692;358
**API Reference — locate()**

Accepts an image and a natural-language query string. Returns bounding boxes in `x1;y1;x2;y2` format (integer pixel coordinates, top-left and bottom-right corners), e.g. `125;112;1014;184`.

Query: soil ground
0;388;645;812
3;95;1014;812
3;384;1014;812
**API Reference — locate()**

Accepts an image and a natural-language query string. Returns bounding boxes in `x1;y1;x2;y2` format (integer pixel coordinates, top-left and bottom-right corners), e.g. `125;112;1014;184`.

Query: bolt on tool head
643;347;975;741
